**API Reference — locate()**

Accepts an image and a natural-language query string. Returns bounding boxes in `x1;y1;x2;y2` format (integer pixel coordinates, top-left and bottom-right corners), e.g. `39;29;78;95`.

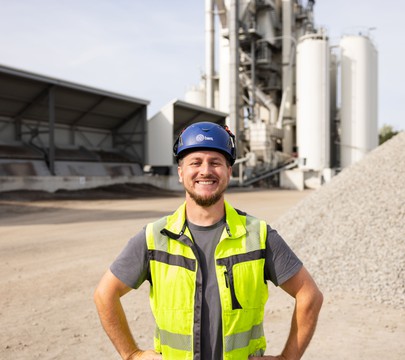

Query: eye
211;160;224;166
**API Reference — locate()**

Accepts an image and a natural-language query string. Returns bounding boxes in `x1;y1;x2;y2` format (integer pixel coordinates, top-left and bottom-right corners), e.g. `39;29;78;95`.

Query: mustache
197;174;217;179
196;176;217;181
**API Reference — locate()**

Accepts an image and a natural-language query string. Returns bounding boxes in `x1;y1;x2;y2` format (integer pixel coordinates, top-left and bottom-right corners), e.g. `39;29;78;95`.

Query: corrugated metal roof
170;99;228;135
0;63;149;130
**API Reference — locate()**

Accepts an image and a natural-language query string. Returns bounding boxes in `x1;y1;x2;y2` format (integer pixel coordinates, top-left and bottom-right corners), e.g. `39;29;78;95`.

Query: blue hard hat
173;122;236;165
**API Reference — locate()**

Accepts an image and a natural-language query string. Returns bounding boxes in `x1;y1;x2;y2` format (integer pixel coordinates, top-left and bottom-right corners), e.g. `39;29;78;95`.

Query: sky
0;0;403;131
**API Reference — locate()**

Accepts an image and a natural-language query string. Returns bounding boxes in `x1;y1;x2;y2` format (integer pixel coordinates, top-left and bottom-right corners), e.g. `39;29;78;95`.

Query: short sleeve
110;228;149;289
264;225;303;286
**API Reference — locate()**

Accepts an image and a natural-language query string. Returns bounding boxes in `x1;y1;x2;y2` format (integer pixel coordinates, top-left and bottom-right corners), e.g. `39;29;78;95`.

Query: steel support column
48;86;55;175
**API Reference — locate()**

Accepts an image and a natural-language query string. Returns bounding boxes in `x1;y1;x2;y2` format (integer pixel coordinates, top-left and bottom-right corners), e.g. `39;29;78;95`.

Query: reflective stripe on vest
151;216;169;252
146;201;268;359
155;327;193;352
224;323;264;352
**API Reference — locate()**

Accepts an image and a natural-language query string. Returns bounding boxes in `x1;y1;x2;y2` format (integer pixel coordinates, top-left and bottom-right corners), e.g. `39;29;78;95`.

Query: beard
184;175;228;207
186;188;225;207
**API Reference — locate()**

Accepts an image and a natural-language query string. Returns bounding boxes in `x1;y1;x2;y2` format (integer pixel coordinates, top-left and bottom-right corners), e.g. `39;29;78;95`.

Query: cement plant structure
181;0;378;189
0;0;378;192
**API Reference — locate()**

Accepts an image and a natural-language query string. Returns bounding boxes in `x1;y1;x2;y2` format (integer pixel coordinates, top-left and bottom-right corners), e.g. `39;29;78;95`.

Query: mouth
196;178;217;186
197;180;215;185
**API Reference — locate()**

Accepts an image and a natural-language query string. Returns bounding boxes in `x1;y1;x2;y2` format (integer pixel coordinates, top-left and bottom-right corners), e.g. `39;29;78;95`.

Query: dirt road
0;187;403;359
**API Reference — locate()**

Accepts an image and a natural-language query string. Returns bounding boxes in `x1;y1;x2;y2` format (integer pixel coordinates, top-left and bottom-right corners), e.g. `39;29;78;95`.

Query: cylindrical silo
185;83;206;107
296;32;330;170
340;35;378;168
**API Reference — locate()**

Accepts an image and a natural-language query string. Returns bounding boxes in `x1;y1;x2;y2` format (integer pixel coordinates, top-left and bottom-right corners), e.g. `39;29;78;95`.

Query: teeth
199;181;214;185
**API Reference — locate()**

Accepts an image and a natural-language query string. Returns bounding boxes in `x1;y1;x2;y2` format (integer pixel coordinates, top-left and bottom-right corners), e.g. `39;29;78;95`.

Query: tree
379;124;399;145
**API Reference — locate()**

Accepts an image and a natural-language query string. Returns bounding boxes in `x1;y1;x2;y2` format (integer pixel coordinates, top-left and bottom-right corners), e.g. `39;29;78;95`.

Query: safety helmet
173;121;236;165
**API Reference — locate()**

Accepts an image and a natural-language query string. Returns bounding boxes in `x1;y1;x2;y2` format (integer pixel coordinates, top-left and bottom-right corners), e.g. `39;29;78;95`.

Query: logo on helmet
196;134;213;142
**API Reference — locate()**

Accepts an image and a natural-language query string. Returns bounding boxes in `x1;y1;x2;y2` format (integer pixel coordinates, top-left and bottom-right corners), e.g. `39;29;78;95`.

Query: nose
199;161;212;175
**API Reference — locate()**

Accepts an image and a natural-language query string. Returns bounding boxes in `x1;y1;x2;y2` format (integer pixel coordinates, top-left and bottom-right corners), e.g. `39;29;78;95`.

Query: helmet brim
176;147;234;166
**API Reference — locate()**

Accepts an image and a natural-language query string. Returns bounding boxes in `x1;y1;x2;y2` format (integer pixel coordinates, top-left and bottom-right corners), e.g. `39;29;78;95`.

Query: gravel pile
273;132;405;308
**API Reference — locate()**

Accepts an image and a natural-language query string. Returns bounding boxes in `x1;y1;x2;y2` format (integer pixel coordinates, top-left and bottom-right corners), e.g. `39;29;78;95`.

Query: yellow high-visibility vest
146;201;268;359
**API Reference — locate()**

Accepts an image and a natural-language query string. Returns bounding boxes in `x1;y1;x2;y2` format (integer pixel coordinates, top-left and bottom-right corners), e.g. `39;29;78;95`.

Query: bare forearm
94;270;162;360
95;291;139;359
281;290;323;359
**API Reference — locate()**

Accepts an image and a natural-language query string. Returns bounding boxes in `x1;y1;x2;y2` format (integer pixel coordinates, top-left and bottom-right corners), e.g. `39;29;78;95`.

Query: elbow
93;285;103;309
308;285;324;316
302;285;323;316
93;278;112;310
315;288;324;313
93;270;130;311
93;270;113;309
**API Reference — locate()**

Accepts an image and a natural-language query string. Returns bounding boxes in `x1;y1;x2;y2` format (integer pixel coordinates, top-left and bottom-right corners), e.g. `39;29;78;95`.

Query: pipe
277;86;289;128
205;0;215;108
250;35;256;121
240;72;278;125
282;0;294;153
229;0;240;155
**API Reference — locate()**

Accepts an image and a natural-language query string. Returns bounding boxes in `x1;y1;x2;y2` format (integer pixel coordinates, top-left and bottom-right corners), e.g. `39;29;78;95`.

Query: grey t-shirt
110;217;302;359
187;218;225;359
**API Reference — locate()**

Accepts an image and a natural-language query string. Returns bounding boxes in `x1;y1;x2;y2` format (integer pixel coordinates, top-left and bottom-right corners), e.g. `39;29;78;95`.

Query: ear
227;165;232;179
178;165;183;183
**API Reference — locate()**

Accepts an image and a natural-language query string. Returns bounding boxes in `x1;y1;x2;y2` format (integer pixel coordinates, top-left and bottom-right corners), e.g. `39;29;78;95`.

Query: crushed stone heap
273;132;405;308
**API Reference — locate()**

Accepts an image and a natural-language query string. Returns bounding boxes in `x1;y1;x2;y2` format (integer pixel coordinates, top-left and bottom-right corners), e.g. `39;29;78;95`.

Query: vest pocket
232;259;268;309
217;250;268;311
150;258;196;311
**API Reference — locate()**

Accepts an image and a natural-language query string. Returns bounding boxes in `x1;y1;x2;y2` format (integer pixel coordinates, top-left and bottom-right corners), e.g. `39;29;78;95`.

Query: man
94;121;323;360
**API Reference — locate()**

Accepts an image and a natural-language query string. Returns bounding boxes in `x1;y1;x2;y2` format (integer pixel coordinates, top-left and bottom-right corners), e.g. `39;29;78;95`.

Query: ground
0;185;403;359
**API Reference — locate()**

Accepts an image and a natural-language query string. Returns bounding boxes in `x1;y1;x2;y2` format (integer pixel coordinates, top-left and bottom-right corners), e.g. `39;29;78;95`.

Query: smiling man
94;122;323;360
179;149;231;208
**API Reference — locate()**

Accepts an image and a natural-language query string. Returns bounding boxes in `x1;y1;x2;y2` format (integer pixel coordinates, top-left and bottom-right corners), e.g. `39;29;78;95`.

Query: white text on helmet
196;134;214;142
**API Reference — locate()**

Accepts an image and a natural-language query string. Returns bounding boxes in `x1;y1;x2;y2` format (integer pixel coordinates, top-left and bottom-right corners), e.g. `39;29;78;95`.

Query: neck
185;196;226;226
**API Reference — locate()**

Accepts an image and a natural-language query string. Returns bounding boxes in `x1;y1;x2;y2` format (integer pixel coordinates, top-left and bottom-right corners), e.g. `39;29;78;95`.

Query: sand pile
274;132;405;308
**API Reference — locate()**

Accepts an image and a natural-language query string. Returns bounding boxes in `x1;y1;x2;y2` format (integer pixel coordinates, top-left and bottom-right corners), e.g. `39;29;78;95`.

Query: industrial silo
296;32;330;171
185;83;206;107
340;35;378;168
